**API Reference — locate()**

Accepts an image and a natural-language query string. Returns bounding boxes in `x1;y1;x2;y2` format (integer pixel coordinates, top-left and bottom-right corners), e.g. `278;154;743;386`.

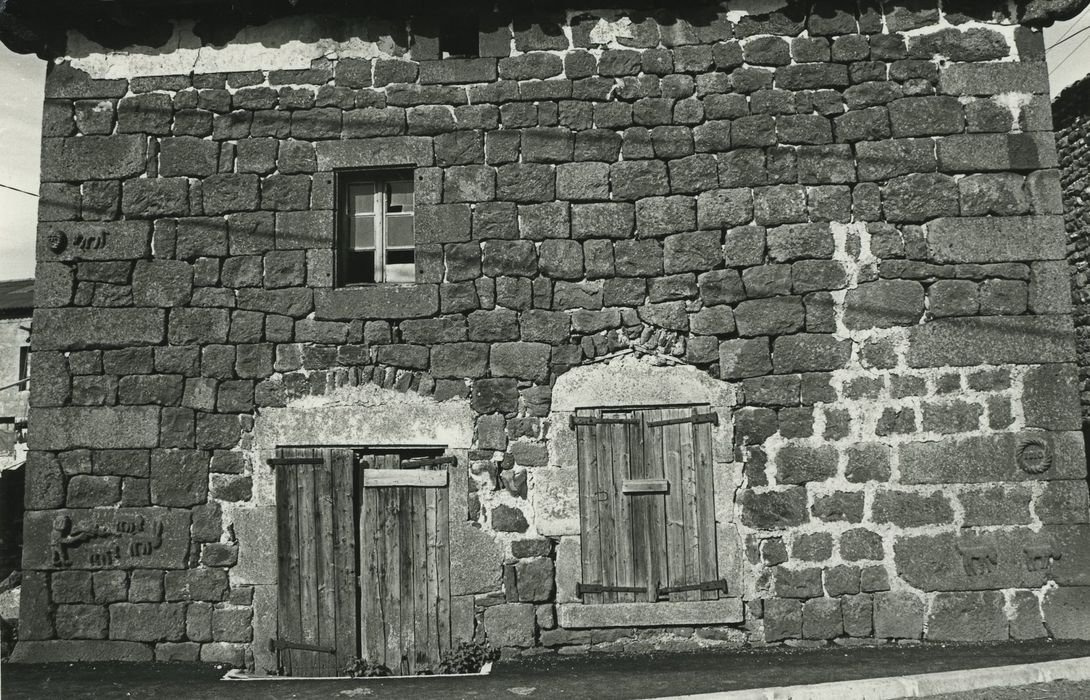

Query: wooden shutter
275;447;357;676
644;407;719;601
575;407;720;604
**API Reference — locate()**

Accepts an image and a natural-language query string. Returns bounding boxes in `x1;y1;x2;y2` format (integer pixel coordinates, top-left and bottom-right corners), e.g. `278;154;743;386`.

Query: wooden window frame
335;168;416;286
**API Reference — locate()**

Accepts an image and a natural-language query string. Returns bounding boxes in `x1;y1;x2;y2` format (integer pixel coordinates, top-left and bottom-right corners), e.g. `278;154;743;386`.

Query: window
337;171;415;285
17;346;28;390
573;406;721;604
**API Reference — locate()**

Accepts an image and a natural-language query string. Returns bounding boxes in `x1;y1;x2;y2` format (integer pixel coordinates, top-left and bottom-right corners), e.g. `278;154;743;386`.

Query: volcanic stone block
939;62;1048;96
483;603;535;647
636;196;696;238
899;432;1085;484
873;491;953;527
150;450;209;507
315;286;438;320
842;594;873;637
802;598;843;639
739;487;808;529
719;337;772;380
813;492;864;523
110;603;186;642
842;279;925;330
160;137;219;178
1043;587;1090;640
610;160;669;200
663;230;722;273
881;173;960;222
907;315;1074;368
926;591;1009;641
776;444;838;485
734;296;805;337
855;138;936;182
774;567;823;599
30;406;160;450
772;334;851;374
873;592;924;640
763;598;802;641
1022;364;1081;431
570;203;634;240
766;223;833;261
840;528;883;561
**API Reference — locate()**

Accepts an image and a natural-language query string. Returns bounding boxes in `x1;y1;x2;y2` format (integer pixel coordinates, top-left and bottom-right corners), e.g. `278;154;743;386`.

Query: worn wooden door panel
359;450;452;675
275;447;358;677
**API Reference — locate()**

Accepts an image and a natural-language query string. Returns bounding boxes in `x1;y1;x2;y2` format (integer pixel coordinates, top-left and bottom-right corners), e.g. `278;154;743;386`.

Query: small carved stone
1017;436;1053;474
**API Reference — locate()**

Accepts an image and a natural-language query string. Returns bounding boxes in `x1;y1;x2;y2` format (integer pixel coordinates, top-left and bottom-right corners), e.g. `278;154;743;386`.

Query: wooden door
274;447;357;676
358;452;452;675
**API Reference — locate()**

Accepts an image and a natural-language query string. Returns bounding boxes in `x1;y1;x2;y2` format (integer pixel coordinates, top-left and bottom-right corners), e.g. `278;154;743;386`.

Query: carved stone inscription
24;508;191;570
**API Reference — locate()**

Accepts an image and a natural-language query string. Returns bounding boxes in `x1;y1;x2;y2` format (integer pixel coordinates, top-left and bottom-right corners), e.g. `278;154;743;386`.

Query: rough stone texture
16;10;1090;659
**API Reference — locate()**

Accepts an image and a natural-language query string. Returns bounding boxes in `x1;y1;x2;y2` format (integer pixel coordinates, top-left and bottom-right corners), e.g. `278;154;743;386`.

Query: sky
0;13;1088;282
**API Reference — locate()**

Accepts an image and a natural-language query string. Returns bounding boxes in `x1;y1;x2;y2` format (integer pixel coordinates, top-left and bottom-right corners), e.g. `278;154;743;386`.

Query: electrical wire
0;182;38;198
1049;29;1090;76
1047;23;1090;52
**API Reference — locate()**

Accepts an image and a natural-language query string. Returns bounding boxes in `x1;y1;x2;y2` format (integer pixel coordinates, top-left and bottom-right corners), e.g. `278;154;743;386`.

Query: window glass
338;172;415;285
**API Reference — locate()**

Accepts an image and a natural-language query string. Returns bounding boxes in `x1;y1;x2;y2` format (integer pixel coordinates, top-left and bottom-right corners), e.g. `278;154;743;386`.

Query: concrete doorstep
654;656;1090;700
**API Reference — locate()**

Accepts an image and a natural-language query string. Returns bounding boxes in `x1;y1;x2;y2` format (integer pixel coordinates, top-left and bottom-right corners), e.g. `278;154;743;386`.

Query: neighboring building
1057;77;1090;419
3;0;1090;672
0;279;31;581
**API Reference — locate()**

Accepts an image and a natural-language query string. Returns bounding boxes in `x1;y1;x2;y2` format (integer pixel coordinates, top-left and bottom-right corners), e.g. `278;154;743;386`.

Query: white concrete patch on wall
65;16;408;79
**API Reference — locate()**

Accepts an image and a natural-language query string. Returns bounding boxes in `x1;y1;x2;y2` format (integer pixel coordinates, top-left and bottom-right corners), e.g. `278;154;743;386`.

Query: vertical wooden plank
575;413;603;605
331;449;358;672
382;457;402;674
628;414;652;603
360;452;385;667
693;410;720;600
643;411;669;603
412;487;429;672
677;410;700;602
424;486;441;666
275;454;300;676
296;456;320;674
398;482;414;675
314;450;338;676
435;484;451;655
662;409;687;602
609;418;635;603
594;411;617;603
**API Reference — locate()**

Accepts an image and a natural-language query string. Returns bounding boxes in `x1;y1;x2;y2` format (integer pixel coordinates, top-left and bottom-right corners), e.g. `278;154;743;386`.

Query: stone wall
16;0;1090;668
1056;77;1090;419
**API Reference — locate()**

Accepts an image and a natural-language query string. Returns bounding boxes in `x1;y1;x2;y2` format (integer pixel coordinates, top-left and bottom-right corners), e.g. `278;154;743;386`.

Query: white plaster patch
65;17;407;79
530;467;580;536
551;354;735;411
588;16;635;45
993;92;1034;132
724;0;790;23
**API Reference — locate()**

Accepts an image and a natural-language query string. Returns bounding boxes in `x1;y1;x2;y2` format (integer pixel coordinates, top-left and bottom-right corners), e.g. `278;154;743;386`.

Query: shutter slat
677;410;701;602
314;452;338;675
295;452;321;674
594;411;618;603
330;449;357;672
661;409;688;601
609;419;636;603
693;409;720;600
275;451;301;676
575;410;603;605
383;454;403;673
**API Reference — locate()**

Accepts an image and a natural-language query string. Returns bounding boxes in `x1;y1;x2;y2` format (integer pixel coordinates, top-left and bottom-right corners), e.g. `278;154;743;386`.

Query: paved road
3;640;1089;699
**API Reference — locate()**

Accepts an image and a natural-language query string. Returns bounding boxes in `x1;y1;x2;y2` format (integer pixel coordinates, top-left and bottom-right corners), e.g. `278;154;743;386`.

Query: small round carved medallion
1017;436;1053;475
47;231;67;253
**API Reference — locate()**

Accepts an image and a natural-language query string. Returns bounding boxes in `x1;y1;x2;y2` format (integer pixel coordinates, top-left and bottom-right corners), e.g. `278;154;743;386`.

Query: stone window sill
556;599;743;629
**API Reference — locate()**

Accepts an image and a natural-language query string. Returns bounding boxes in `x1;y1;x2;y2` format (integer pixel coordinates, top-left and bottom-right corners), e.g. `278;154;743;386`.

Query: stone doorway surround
233;383;474;674
540;355;745;629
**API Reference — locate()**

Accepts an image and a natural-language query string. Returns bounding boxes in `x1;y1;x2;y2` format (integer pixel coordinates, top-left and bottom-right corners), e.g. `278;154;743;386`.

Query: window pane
386;249;415;265
387;181;414;213
350;183;375;214
351;216;376;250
342;251;376;284
386;215;414;248
385;262;416;283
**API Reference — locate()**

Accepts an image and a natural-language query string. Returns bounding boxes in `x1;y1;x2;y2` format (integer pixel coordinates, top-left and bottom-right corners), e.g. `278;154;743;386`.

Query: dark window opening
440;14;480;58
336;170;416;286
17;346;28;388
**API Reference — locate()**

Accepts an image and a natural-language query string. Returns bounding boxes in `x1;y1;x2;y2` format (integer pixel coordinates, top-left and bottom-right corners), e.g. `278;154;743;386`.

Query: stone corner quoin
12;0;1090;671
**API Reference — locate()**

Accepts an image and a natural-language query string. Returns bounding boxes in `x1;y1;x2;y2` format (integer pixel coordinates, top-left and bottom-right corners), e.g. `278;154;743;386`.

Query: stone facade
10;0;1090;669
1056;77;1090;419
